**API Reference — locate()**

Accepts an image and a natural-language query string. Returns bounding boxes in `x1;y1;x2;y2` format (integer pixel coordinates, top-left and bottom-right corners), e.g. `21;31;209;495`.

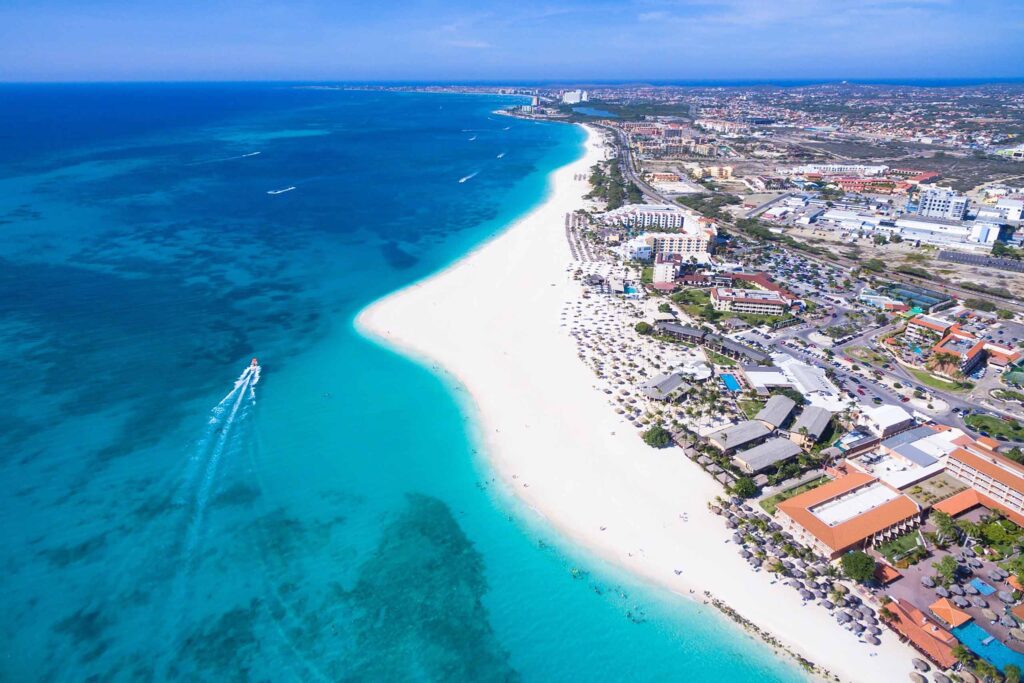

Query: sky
2;0;1023;82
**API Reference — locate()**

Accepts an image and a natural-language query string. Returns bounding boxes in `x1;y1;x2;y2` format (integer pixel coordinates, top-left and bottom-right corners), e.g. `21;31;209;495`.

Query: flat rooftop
811;482;900;527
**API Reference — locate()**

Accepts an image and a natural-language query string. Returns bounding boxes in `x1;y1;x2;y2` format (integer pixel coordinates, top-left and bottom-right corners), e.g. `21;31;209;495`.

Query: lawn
738;399;765;420
878;532;926;566
908;367;973;393
759;476;829;515
965;414;1024;441
706;350;738;367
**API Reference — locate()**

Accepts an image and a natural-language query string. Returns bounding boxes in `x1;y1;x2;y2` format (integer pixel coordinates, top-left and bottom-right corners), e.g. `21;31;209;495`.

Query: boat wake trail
181;361;260;561
458;171;479;184
188;151;261;166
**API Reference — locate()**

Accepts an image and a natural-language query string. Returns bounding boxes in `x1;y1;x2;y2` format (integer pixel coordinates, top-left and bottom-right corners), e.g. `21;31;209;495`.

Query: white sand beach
357;126;918;683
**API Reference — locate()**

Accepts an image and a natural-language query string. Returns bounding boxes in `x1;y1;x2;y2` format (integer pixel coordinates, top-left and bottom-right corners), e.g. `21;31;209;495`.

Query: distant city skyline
2;0;1023;82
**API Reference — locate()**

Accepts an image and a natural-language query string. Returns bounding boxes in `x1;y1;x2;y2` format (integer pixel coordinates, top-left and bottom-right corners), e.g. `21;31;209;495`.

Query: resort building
942;439;1024;525
740;365;793;396
885;598;958;670
788;406;833;447
754;395;796;430
847;425;962;489
792;163;889;177
639;372;692;402
707;420;772;454
655;323;771;364
732;437;802;474
904;315;954;344
710;288;791;316
859;405;915;439
931;330;1022;375
618;229;716;262
775;472;921;559
602;204;697;230
652;254;682;284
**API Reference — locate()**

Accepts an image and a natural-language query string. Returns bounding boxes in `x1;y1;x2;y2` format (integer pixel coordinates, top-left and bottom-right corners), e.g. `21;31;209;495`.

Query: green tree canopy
840;551;876;582
642;424;672;449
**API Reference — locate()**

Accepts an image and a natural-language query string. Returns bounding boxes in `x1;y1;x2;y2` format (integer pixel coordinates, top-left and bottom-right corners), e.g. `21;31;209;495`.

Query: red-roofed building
885;598;958;669
776;472;921;559
944;441;1024;526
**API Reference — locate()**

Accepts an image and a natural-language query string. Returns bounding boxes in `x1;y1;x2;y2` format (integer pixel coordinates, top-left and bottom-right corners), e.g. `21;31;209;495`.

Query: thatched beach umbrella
999;590;1015;603
982;608;998;622
935;586;950;598
933;673;951;683
865;634;880;646
952;596;970;608
972;596;988;608
1009;627;1024;641
909;672;927;683
912;658;930;672
965;583;979;595
921;576;935;588
949;584;964;596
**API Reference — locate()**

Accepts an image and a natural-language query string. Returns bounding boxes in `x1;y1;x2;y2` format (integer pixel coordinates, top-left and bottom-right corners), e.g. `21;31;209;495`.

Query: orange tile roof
886;598;958;669
933;489;984;517
908;315;952;333
777;473;921;554
932;469;1024;527
929;598;972;628
951;446;1024;490
875;563;902;584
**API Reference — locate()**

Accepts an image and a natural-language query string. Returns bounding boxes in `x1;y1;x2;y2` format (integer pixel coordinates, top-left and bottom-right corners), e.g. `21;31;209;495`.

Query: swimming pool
971;578;997;596
953;622;1024;673
721;374;741;392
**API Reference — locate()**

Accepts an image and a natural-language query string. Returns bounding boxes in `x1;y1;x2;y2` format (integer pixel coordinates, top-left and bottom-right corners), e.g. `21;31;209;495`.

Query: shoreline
356;124;917;682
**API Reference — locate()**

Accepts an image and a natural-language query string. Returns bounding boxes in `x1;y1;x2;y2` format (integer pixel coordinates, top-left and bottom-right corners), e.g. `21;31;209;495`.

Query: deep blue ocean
0;84;805;682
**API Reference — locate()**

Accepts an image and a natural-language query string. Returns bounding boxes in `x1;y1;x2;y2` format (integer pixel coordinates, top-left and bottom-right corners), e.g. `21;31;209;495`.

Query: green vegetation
586;160;642;210
994;389;1024;403
965;297;998;313
932;554;959;586
732;476;758;499
848;346;888;365
907;367;973;392
758;476;828;515
705;350;737;367
738;399;765;420
658;303;672;314
964;413;1024;441
878;532;927;567
641;266;653;284
634;322;653;335
863;259;886;272
998;309;1015;320
642;424;673;449
840;551;877;583
961;281;1014;300
675;193;740;220
993;241;1024;260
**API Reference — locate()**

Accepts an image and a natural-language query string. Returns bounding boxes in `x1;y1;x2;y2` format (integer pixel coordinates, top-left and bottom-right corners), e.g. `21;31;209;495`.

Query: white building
859;405;915;439
792;163;889;177
915;188;969;220
602;204;696;230
561;89;589;105
890;216;999;247
710;288;790;316
977;198;1024;223
653;255;681;284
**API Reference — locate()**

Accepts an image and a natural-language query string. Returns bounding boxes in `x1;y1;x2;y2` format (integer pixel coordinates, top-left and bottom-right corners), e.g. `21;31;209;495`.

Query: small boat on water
267;186;296;195
250;357;259;368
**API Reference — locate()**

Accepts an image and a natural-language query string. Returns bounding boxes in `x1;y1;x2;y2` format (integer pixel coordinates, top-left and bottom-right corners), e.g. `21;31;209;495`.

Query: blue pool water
0;84;803;682
722;373;742;392
954;622;1024;673
972;578;998;596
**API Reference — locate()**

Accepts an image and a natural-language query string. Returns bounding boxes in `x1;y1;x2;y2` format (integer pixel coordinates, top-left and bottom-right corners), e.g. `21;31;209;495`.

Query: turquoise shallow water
0;84;804;682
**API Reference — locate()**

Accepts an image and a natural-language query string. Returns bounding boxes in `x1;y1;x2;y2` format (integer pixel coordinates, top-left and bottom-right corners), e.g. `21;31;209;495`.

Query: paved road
744;192;793;219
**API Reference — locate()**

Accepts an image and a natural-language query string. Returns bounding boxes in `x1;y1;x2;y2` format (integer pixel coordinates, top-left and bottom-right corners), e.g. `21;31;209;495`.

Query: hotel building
710;288;791;316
